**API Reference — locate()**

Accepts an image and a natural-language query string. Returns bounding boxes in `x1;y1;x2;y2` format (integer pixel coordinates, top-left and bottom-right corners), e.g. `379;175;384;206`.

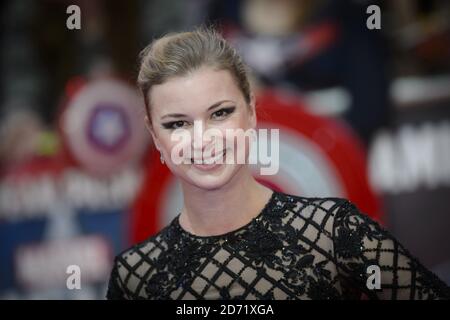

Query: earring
160;153;165;164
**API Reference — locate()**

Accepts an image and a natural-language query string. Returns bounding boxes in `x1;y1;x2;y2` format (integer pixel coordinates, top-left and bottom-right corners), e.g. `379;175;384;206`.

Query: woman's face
148;67;256;190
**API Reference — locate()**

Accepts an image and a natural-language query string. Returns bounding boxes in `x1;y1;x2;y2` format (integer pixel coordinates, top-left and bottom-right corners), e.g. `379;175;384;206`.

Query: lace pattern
106;191;450;300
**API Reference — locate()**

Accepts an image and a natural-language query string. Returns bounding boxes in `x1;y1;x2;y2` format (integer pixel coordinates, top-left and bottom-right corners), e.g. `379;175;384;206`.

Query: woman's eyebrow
160;100;235;120
206;100;234;111
160;113;186;120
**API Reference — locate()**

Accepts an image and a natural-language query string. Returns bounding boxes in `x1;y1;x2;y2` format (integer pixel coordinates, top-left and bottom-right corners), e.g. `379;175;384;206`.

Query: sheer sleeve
106;257;129;300
332;200;450;300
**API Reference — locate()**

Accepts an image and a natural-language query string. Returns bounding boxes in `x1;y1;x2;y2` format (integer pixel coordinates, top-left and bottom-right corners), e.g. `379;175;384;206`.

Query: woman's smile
190;149;227;171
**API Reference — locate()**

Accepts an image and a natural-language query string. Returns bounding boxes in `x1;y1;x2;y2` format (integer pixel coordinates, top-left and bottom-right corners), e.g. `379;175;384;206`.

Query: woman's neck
179;167;273;237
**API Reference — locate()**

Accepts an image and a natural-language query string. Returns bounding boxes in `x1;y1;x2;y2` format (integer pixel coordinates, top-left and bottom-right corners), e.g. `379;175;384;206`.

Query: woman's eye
211;107;235;120
162;120;187;130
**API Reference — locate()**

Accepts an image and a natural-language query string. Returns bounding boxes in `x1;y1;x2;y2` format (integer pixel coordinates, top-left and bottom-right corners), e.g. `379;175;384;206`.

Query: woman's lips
190;150;226;171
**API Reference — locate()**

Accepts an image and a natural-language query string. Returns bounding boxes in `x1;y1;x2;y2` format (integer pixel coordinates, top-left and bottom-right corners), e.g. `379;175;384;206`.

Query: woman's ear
145;115;162;152
144;115;152;133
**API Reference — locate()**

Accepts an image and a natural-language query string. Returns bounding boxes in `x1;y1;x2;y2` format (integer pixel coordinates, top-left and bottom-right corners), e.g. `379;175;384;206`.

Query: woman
106;28;449;300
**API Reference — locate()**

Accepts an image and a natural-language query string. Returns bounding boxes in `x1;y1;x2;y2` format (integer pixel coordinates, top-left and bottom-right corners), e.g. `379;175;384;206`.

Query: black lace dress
106;191;450;300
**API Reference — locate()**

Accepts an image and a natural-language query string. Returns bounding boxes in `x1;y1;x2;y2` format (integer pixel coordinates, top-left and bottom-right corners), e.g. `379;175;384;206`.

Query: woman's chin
181;163;240;191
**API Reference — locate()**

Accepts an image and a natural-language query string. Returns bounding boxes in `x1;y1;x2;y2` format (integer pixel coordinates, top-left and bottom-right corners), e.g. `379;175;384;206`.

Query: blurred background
0;0;449;299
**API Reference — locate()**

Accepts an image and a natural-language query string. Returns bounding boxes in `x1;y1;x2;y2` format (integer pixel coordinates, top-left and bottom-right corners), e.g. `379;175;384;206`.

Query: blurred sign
368;96;450;284
0;156;143;298
15;236;110;291
0;77;148;299
60;78;148;176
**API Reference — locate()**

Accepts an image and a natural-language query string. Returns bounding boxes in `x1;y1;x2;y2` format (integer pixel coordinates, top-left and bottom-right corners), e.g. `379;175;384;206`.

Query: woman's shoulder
114;222;175;267
273;191;358;223
107;224;176;299
270;190;386;243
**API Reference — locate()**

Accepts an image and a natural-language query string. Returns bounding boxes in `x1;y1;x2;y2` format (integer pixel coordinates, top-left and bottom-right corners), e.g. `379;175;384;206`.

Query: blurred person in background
206;0;391;146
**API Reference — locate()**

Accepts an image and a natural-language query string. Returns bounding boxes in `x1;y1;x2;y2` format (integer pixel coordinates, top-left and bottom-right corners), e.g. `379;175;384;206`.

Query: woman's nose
191;120;205;151
191;121;220;153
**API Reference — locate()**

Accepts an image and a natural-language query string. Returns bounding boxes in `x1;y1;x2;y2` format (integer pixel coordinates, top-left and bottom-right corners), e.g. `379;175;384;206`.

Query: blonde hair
137;27;251;120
